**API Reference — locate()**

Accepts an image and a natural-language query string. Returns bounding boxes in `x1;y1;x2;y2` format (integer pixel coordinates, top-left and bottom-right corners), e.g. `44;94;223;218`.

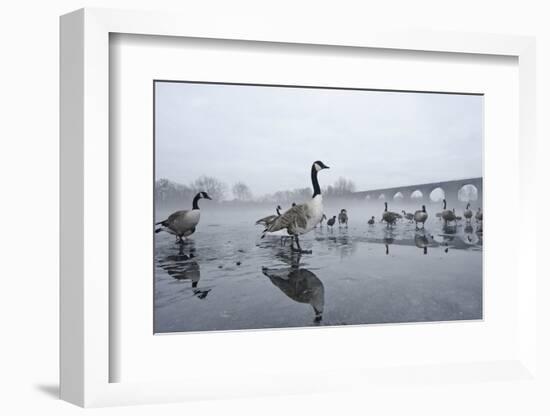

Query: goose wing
255;214;278;226
158;210;200;234
265;203;310;234
156;210;189;226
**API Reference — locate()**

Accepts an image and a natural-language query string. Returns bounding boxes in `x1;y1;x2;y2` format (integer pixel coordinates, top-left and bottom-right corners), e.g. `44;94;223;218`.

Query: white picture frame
60;7;537;407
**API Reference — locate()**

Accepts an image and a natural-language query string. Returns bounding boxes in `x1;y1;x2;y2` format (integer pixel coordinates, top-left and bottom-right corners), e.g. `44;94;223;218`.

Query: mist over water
154;198;482;333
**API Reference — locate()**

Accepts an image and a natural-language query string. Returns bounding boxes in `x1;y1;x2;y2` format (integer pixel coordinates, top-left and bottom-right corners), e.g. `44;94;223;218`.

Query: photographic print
154;81;483;333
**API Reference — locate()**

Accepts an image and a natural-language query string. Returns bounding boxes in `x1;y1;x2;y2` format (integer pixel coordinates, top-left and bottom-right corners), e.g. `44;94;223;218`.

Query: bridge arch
393;191;404;200
410;190;423;200
378;193;386;200
429;187;445;202
458;184;479;202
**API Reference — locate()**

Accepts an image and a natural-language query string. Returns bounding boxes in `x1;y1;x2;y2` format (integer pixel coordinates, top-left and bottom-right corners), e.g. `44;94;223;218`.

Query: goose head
422;205;426;212
313;160;330;171
192;191;212;209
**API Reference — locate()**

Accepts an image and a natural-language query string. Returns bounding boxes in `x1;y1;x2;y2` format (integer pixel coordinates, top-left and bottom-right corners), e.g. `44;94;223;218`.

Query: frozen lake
154;202;482;333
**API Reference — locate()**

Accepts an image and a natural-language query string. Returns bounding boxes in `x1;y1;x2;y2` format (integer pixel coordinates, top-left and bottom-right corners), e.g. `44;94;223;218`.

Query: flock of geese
155;160;483;254
379;200;482;229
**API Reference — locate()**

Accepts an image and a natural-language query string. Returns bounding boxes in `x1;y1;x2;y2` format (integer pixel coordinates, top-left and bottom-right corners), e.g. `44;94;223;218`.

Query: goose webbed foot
291;246;312;254
291;236;312;254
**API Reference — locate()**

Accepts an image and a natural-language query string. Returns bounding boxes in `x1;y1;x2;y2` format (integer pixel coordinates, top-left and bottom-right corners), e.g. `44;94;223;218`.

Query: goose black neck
443;200;447;209
311;165;321;198
385;202;388;212
192;193;201;210
276;207;281;216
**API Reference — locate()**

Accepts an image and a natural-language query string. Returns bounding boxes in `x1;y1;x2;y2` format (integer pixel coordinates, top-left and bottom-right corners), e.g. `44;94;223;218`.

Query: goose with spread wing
382;202;402;227
256;205;282;227
263;161;329;254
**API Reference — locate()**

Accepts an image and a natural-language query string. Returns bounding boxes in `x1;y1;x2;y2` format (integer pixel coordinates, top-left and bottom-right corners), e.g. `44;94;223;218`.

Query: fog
155;82;483;200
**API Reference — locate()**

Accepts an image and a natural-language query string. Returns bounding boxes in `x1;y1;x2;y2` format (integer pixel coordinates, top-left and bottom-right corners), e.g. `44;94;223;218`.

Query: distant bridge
352;177;483;207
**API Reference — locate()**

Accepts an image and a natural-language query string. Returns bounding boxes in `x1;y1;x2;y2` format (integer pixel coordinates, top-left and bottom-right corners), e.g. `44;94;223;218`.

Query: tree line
155;175;357;206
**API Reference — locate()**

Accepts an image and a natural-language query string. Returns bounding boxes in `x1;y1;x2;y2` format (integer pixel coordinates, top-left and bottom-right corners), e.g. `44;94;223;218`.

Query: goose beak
205;195;212;200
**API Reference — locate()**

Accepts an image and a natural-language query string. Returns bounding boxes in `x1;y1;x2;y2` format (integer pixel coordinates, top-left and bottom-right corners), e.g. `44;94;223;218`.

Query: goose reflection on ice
261;255;325;323
383;229;395;255
414;231;430;255
157;244;211;299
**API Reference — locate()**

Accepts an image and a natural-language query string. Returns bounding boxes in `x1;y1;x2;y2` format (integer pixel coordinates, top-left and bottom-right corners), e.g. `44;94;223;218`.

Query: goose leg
291;236;312;254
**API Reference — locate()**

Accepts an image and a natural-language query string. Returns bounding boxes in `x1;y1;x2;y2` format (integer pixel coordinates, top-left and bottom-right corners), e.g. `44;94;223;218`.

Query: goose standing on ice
256;205;282;227
440;199;457;226
401;210;414;223
155;191;212;243
327;215;336;229
367;216;375;225
475;207;483;223
382;202;402;228
463;202;473;223
338;209;348;227
263;161;330;253
413;205;428;229
318;213;327;227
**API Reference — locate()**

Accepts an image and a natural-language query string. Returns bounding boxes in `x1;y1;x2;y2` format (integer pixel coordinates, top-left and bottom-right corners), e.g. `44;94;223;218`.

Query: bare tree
324;177;356;198
232;181;253;201
192;175;227;201
155;178;194;205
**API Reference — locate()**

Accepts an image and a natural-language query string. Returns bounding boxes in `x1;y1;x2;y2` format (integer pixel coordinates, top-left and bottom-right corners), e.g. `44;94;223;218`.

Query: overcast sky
155;82;482;198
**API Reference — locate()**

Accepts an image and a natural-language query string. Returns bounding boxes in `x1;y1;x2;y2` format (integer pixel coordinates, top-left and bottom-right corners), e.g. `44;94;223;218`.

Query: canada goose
382;202;402;227
367;216;375;225
475;207;483;223
440;199;457;226
255;205;282;227
327;215;337;228
155;191;212;243
263;161;330;253
413;205;428;229
318;213;327;227
402;210;414;223
463;202;473;222
338;209;348;227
